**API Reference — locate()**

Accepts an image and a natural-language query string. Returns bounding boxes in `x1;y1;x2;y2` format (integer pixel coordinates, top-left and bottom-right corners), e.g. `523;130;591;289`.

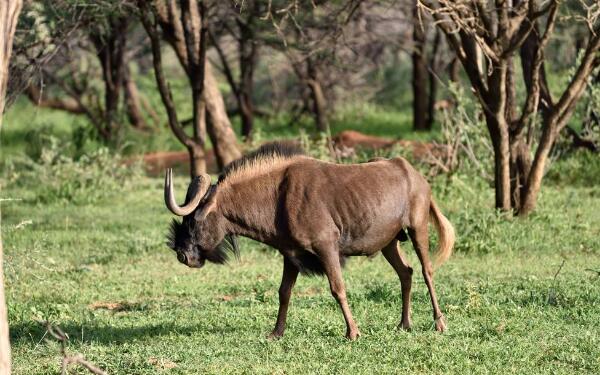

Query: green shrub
545;150;600;188
5;136;142;205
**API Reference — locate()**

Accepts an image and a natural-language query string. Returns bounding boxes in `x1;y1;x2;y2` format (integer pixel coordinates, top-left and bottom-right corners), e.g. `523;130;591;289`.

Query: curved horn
164;169;211;216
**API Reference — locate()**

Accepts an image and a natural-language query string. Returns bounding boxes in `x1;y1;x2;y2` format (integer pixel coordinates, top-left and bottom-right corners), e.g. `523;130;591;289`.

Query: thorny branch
39;321;107;375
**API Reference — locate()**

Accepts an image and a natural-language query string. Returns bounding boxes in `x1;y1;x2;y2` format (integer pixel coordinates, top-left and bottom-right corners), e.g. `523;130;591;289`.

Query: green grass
1;94;599;373
1;92;433;165
2;164;599;373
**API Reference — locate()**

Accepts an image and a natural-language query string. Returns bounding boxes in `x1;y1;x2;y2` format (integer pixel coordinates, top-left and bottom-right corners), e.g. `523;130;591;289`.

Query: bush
545;150;600;188
5;136;142;205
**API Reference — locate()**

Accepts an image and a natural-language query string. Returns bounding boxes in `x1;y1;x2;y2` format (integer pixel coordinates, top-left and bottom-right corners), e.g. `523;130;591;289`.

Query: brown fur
165;143;455;339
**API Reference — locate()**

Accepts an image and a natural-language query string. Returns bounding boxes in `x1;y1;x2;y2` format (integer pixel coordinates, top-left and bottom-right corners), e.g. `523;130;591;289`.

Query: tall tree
17;1;156;141
412;11;444;132
89;15;130;141
421;0;600;215
0;2;23;373
140;0;241;176
211;0;264;140
412;1;430;131
263;0;365;134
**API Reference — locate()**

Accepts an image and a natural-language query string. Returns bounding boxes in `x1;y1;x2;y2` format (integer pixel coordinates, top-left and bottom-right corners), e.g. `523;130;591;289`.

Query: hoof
397;319;412;331
345;329;361;341
434;315;447;332
267;330;284;340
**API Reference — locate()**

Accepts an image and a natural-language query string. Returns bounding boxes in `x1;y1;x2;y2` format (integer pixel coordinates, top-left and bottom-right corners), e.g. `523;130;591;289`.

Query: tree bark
151;0;240;173
237;16;258;140
306;60;328;133
487;114;512;211
426;28;441;130
506;57;525;209
204;64;242;168
90;16;129;141
448;57;460;83
412;2;430;131
188;144;207;177
0;2;23;373
26;84;86;114
140;1;207;177
485;63;511;211
509;137;531;208
123;65;151;130
422;0;600;216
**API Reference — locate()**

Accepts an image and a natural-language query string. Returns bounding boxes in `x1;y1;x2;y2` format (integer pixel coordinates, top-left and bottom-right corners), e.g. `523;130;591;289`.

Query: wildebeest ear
194;190;217;221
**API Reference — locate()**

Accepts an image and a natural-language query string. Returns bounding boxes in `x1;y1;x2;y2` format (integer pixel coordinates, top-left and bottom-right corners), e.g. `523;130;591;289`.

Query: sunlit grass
2;170;599;374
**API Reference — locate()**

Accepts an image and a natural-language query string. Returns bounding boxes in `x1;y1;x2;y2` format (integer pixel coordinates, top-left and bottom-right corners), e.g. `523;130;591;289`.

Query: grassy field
2;157;599;373
1;92;600;373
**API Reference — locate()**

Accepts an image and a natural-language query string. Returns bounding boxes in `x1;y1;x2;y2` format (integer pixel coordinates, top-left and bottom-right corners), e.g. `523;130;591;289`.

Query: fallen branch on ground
38;321;107;375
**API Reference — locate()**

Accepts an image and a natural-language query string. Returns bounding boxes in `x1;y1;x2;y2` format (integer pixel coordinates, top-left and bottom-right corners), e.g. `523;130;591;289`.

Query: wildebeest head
164;169;238;268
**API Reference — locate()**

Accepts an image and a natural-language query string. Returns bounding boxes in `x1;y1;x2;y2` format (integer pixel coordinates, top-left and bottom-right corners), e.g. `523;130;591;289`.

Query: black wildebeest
165;143;455;340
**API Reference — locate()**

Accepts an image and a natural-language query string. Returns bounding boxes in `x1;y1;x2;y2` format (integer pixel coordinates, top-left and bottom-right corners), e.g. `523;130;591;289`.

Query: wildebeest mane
166;219;187;251
167;219;239;264
218;142;305;184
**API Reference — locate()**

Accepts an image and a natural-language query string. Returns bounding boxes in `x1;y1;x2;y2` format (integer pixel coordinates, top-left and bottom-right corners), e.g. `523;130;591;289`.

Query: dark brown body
164;144;455;339
221;158;418;258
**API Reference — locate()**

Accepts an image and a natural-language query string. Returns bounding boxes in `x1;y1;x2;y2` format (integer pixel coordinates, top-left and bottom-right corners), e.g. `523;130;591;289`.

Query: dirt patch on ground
332;130;397;150
148;357;178;369
127;150;218;176
332;130;449;160
133;131;448;175
88;301;144;312
88;302;127;311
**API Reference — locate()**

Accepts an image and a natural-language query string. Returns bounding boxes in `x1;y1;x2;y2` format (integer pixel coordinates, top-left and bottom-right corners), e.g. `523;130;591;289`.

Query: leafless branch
40;321;107;375
139;0;193;148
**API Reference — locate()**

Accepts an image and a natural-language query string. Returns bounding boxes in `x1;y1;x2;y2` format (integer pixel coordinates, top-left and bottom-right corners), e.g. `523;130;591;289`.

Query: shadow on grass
10;319;238;346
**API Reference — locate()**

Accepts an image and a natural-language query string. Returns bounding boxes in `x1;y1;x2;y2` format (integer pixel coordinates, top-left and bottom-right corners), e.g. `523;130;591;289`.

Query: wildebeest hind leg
381;240;413;330
408;225;447;332
320;248;360;340
268;257;299;339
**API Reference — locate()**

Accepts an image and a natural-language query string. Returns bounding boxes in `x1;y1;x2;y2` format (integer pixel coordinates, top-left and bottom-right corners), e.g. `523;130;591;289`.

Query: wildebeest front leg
268;257;299;339
408;226;447;332
320;249;360;340
382;240;413;330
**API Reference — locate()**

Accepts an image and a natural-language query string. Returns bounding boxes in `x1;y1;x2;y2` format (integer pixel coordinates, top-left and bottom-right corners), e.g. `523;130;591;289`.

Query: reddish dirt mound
332;130;448;160
130;150;217;175
134;131;448;175
332;130;397;150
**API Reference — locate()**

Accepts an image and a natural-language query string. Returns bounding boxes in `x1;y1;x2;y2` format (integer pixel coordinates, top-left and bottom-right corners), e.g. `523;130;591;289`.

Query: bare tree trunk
306;60;328;133
422;0;600;216
26;84;86;114
510;138;531;209
412;2;429;131
123;65;150;130
487;114;512;211
519;38;600;214
188;144;207;177
140;0;208;177
0;2;23;373
506;57;524;209
90;16;129;141
149;0;240;173
486;63;511;211
238;17;258;140
448;57;460;83
426;29;441;130
204;64;242;168
520;25;553;118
